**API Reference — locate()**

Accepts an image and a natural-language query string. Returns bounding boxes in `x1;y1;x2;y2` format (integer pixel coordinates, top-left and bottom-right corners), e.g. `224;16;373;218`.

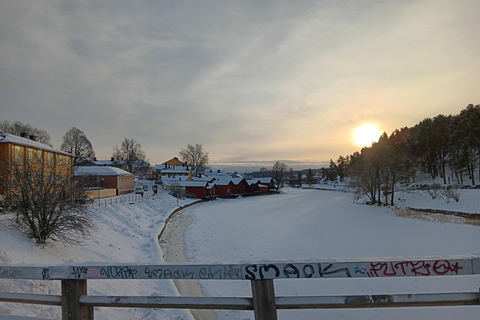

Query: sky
1;0;479;171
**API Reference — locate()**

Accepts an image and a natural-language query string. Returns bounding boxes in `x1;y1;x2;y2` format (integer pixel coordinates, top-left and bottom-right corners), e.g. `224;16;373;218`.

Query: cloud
1;0;479;168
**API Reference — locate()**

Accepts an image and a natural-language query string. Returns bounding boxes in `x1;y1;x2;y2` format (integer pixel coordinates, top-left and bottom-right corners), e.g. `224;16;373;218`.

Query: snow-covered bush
441;186;465;203
424;183;443;199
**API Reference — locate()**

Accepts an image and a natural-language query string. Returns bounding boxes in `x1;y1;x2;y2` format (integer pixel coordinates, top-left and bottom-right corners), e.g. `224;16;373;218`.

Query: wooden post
251;279;278;320
61;279;93;320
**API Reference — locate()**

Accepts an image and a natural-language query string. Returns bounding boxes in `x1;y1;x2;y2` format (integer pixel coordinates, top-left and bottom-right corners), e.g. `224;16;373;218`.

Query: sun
353;124;382;147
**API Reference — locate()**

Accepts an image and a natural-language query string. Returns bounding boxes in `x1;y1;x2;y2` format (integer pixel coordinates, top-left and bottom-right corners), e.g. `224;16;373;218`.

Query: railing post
61;279;93;320
251;279;278;320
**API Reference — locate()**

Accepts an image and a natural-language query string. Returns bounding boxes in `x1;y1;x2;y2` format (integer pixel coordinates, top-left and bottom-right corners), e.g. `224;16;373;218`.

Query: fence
1;257;479;320
92;193;154;206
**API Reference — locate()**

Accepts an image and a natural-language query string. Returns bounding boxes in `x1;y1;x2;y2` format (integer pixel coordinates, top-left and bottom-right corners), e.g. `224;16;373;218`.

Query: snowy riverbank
1;187;480;319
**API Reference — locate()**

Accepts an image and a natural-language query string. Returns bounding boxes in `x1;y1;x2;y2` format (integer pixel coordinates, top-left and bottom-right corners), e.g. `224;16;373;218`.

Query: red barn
231;177;248;195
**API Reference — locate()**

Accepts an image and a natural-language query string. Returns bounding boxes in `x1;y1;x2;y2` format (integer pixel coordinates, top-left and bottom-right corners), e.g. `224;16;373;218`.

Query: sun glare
354;124;382;147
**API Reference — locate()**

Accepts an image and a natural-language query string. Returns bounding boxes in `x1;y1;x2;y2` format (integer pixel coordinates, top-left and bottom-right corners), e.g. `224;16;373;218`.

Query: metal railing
1;256;479;320
92;193;154;206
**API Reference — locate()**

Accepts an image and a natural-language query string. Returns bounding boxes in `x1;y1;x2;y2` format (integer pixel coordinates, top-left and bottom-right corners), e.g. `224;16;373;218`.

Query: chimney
111;157;114;161
29;134;37;141
20;132;28;138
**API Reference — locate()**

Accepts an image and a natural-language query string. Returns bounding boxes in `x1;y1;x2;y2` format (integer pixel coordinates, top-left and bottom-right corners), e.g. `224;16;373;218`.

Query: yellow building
0;132;75;200
162;157;184;167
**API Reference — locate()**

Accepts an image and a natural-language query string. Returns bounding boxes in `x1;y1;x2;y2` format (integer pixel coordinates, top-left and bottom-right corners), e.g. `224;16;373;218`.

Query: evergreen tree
306;169;314;186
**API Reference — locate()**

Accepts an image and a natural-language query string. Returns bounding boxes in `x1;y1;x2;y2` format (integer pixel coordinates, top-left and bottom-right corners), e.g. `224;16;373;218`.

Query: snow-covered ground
182;187;480;319
1;185;479;319
0;191;198;320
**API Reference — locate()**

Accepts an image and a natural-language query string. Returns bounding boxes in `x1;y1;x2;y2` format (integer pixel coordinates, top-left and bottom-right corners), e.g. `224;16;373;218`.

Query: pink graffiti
367;260;463;277
87;268;102;279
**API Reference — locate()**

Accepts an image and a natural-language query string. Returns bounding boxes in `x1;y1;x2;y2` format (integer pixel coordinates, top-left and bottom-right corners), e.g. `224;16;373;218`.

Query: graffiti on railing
98;266;138;279
42;268;50;280
244;263;352;280
0;267;23;278
144;265;243;280
40;258;475;280
366;260;464;277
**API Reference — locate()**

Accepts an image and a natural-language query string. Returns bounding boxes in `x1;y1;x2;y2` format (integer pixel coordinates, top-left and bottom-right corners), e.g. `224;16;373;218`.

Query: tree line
328;104;480;206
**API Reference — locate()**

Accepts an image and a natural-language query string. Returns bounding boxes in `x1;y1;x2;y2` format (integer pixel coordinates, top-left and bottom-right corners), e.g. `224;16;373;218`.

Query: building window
58;155;63;167
36;150;42;164
46;152;53;166
14;146;22;163
27;148;34;164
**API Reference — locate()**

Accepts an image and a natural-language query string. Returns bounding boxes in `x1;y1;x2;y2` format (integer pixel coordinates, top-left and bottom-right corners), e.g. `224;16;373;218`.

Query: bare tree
441;186;465;203
272;161;288;190
0;121;51;145
0;158;95;245
112;137;147;173
60;127;95;165
179;144;209;174
259;167;269;177
425;183;443;200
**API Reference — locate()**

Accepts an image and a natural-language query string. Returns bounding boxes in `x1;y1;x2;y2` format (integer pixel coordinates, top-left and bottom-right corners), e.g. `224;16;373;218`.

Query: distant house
246;178;276;195
231;177;248;195
210;178;235;197
162;180;209;199
78;157;153;180
74;166;134;196
0;132;74;200
156;160;277;200
162;157;184;167
155;157;192;182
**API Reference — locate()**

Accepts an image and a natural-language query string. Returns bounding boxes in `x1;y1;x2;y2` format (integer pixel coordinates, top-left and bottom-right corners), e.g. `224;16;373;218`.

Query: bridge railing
1;257;479;320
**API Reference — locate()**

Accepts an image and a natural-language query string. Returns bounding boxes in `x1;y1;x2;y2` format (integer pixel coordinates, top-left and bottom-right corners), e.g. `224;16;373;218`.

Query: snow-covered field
182;187;480;319
1;185;479;319
0;192;198;320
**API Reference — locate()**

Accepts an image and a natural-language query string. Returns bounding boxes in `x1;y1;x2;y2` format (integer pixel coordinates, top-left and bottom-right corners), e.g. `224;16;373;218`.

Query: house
155;158;192;182
78;157;153;180
207;183;220;198
209;177;236;197
162;180;210;199
74;166;135;196
246;178;276;195
230;177;248;195
0;132;74;200
162;157;184;167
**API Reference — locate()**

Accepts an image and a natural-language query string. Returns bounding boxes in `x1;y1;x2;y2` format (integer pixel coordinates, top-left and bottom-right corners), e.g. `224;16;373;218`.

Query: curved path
159;206;219;320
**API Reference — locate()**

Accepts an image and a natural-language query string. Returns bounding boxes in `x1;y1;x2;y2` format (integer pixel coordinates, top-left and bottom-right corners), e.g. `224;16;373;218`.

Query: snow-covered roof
258;177;274;183
158;166;191;174
74;166;133;176
0;132;72;156
190;175;215;182
231;177;245;185
162;180;208;187
210;176;235;186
